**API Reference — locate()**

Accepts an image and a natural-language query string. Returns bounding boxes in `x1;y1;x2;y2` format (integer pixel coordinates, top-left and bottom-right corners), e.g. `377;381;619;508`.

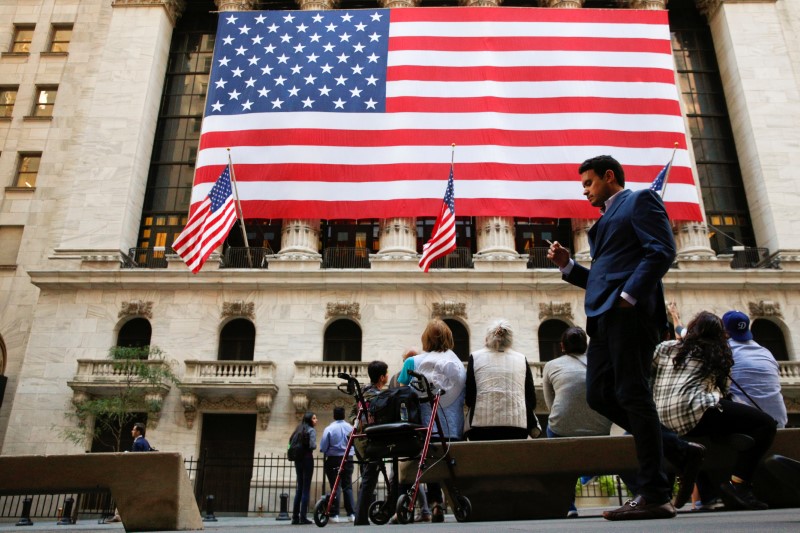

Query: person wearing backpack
289;411;317;525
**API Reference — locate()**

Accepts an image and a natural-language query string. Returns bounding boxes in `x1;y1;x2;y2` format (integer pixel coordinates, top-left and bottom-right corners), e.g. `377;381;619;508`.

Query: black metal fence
0;492;114;522
221;247;273;269
322;247;372;269
122;247;170;269
527;246;566;269
429;247;473;269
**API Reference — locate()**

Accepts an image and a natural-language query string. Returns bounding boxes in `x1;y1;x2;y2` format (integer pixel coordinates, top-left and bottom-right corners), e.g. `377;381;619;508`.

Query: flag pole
660;142;679;199
227;148;253;268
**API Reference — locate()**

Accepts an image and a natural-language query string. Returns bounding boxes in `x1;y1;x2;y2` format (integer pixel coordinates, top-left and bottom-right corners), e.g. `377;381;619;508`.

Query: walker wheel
396;494;413;524
313;495;330;527
453;495;471;523
369;500;390;525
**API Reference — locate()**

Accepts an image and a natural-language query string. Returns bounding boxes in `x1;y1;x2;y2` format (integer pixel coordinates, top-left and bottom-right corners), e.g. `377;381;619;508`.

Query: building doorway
196;413;257;514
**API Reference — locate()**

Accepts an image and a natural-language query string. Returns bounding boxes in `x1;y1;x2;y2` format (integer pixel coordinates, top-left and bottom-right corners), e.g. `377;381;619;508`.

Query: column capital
629;0;667;10
542;0;584;8
695;0;723;20
214;0;257;11
295;0;341;10
377;0;421;7
112;0;186;25
458;0;504;6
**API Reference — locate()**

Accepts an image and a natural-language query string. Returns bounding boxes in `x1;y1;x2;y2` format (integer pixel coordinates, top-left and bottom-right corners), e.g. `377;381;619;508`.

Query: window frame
15;153;42;188
48;24;73;53
0;86;18;118
10;24;35;54
31;85;58;118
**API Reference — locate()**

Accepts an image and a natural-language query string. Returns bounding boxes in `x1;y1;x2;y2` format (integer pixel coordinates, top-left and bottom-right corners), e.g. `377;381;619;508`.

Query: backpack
368;386;422;426
287;427;308;461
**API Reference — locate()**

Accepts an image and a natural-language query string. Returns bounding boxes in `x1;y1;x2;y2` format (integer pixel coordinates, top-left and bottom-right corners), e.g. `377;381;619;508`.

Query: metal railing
221;247;273;269
720;247;776;269
527;247;566;269
0;492;114;521
428;247;473;269
322;247;371;269
122;247;170;269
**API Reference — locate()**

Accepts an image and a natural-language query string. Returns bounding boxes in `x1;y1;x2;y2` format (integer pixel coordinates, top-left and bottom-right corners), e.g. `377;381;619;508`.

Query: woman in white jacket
465;319;538;441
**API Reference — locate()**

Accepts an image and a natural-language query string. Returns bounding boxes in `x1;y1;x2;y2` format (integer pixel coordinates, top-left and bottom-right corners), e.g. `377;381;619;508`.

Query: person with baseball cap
723;311;788;428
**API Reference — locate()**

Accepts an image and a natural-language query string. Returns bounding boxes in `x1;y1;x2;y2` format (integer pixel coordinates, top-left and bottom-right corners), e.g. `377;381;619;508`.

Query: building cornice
26;267;800;292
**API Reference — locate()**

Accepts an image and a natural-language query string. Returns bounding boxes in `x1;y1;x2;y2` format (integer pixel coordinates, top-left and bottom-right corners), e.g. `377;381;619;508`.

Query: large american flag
419;168;456;272
193;7;703;222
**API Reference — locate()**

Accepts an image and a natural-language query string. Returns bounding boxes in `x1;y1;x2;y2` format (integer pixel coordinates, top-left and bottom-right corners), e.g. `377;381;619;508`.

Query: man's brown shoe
603;495;677;521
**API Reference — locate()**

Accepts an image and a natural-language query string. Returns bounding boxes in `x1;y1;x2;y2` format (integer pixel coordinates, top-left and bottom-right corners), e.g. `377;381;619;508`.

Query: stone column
454;0;522;270
271;0;340;268
541;1;591;263
542;0;584;7
53;0;185;266
628;0;666;9
215;0;256;10
371;0;420;268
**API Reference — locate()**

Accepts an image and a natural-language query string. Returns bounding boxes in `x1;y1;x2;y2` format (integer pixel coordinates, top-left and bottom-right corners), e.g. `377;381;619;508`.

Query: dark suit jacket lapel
592;189;631;257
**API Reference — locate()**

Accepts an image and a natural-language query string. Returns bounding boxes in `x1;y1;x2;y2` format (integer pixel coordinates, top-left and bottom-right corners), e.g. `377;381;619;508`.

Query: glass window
218;319;256;361
10;25;34;53
0;87;17;117
670;0;755;252
138;1;218;255
32;86;57;117
117;318;152;349
15;153;41;188
538;319;570;363
323;319;362;362
49;24;72;52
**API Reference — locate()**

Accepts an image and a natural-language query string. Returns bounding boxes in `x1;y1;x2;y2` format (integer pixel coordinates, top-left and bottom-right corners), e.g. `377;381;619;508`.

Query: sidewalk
1;508;798;533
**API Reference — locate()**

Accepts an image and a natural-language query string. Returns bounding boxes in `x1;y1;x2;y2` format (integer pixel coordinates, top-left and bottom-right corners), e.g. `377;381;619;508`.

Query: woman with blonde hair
465;319;537;441
397;318;466;522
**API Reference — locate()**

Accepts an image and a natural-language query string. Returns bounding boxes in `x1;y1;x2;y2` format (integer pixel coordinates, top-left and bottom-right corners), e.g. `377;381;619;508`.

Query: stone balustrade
183;360;276;384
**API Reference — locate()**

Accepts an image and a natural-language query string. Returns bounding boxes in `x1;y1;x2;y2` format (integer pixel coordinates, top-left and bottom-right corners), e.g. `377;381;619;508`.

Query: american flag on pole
649;160;670;195
173;165;238;273
419;168;456;272
193;7;703;222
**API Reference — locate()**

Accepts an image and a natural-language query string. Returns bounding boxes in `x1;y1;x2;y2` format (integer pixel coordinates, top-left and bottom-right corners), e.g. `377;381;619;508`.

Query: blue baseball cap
722;310;753;342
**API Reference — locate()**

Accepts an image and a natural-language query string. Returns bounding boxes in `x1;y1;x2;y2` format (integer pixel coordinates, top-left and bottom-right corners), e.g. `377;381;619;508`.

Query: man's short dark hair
578;155;625;187
333;406;345;420
367;361;388;385
133;422;146;437
561;327;588;355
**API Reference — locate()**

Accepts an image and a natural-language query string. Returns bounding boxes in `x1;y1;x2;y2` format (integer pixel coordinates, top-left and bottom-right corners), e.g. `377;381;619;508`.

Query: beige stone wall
710;0;800;254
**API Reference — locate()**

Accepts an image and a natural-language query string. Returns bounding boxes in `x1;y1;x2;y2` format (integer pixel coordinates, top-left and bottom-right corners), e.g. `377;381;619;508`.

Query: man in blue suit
548;155;703;520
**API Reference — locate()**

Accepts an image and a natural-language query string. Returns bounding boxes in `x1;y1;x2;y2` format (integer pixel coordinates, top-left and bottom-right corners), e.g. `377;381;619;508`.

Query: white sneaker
347;514;355;522
330;515;340;523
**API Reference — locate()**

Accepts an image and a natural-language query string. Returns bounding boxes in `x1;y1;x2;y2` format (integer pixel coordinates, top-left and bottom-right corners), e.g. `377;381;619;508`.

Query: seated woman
651;311;777;511
398;318;466;523
465;319;537;441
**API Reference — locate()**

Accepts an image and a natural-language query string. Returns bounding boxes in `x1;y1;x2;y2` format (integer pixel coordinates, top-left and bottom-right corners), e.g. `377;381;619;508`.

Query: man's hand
547;240;571;269
616;297;634;308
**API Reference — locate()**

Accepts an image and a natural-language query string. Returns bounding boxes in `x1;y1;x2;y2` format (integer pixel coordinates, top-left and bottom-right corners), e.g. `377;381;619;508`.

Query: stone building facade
1;0;799;478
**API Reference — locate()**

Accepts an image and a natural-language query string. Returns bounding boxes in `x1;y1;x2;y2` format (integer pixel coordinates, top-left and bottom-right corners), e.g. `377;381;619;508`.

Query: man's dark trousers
586;307;672;504
324;455;355;517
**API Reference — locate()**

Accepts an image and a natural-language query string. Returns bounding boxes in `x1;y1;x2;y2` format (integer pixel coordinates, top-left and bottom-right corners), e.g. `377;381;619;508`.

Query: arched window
751;319;789;361
218;319;256;361
323;320;362;362
444;319;470;362
117;318;152;348
538;319;570;362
